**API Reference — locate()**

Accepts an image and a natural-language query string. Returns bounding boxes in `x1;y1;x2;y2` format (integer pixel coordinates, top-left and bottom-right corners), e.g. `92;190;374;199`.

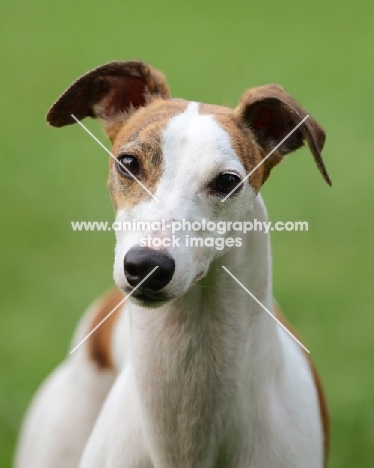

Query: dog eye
116;154;140;178
213;173;242;195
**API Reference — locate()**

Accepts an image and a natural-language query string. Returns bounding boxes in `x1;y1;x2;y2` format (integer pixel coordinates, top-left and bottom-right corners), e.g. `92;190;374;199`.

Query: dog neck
124;195;283;467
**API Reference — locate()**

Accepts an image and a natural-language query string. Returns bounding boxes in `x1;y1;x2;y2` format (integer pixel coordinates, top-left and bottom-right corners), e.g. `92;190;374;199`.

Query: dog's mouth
125;288;171;307
123;271;206;307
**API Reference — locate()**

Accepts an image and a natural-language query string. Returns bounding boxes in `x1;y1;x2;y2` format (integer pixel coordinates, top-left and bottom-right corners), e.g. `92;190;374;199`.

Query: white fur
15;103;323;468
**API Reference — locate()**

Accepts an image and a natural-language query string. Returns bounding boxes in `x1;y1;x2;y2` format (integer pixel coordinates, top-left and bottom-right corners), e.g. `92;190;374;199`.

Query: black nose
124;247;175;291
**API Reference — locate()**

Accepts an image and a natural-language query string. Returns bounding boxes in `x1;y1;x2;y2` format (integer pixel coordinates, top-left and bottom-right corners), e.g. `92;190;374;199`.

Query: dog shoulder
274;303;330;466
86;289;125;370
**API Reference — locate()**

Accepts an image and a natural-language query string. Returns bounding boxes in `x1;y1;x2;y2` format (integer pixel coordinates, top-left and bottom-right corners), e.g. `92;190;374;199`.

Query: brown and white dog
15;61;330;468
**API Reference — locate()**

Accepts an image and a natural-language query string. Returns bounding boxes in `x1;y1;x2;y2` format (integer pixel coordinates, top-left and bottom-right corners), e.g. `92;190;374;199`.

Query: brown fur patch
108;99;188;211
87;288;124;369
274;304;330;466
200;103;265;192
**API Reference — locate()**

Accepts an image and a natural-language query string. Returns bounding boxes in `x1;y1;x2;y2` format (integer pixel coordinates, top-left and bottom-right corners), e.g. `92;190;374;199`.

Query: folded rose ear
235;85;331;185
46;61;170;136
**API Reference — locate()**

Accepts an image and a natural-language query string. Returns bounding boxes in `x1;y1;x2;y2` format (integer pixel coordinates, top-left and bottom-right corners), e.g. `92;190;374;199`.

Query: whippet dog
15;61;330;468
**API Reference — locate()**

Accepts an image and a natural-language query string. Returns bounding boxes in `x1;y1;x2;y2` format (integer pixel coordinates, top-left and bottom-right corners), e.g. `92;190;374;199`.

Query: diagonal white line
71;114;160;202
70;266;159;354
221;266;310;353
221;115;310;202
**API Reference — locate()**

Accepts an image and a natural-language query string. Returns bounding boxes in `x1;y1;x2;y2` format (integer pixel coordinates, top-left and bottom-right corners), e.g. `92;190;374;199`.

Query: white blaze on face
155;101;246;203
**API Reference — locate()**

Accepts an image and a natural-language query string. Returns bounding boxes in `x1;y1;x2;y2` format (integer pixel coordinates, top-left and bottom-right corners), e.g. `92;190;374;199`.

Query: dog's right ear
235;85;331;186
46;61;170;137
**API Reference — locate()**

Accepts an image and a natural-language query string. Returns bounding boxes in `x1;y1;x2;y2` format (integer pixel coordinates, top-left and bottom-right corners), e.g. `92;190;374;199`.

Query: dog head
47;60;330;306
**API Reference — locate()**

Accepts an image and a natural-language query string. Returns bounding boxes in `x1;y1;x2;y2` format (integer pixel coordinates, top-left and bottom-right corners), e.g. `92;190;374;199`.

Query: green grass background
1;0;373;466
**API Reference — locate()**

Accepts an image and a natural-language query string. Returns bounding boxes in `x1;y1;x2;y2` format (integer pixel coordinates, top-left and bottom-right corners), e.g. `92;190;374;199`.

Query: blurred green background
1;0;373;466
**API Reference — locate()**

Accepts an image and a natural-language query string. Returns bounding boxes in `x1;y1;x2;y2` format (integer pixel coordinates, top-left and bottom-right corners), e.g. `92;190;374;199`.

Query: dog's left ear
235;85;331;186
46;61;170;139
